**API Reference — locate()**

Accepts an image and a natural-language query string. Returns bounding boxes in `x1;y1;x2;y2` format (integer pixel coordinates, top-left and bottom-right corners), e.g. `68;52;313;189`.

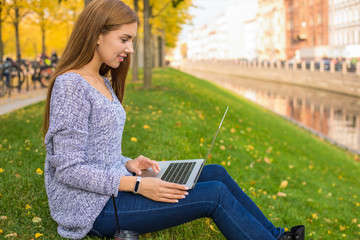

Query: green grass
0;67;359;239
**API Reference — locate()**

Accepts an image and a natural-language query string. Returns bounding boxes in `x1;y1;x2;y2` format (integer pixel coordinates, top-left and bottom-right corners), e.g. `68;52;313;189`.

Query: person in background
51;50;58;67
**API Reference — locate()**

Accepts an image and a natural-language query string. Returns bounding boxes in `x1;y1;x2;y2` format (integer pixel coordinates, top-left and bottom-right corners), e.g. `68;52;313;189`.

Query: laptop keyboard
161;162;196;184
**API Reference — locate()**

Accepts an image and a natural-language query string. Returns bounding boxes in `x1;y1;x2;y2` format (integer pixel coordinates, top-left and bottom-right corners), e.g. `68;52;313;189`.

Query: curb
0;93;47;116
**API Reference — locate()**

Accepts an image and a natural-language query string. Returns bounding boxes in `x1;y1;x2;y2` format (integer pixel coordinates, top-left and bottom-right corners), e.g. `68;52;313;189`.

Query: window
349;31;354;44
318;35;322;45
344;11;348;24
318;13;322;25
339;32;343;45
334;32;338;45
288;20;294;30
339;12;342;24
344;31;348;44
334;13;338;26
356;30;360;44
355;8;359;22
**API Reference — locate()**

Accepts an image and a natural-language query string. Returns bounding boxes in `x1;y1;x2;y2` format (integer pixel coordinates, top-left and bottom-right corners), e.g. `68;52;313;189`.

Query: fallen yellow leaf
279;180;288;188
130;137;137;142
25;204;31;210
276;192;287;197
32;217;42;223
0;168;4;173
36;168;43;175
206;218;210;225
143;125;150;129
5;233;17;238
264;157;271;164
35;233;43;238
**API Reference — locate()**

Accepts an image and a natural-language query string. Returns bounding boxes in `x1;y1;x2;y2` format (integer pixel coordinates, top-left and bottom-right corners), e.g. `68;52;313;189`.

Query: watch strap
133;176;141;194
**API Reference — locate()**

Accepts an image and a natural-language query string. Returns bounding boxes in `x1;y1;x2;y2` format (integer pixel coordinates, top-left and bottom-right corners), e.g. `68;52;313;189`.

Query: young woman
42;0;305;239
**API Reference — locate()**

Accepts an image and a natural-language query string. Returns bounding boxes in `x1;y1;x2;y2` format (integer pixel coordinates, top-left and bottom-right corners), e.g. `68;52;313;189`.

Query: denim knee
206;164;228;175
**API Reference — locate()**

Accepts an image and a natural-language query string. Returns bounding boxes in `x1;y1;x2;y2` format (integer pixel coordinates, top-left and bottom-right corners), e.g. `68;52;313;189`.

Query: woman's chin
107;62;121;69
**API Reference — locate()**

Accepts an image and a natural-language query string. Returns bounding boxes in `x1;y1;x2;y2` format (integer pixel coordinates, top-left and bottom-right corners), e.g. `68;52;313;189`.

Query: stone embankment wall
180;60;360;97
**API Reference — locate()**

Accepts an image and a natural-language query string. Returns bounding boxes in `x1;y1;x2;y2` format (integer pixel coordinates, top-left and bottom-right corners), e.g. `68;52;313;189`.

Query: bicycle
0;59;27;97
0;64;9;97
31;61;55;88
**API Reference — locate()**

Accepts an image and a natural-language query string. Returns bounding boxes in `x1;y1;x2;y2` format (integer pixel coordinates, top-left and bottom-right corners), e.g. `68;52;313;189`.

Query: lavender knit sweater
44;72;132;239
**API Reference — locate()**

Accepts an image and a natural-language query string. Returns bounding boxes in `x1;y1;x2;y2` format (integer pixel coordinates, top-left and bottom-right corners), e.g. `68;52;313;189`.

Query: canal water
181;68;360;154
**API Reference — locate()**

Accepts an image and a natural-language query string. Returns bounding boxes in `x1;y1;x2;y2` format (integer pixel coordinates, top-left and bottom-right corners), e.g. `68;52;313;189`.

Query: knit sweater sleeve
46;77;127;196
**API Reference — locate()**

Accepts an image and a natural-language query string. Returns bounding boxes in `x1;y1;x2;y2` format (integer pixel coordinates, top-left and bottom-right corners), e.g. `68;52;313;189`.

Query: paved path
0;87;47;116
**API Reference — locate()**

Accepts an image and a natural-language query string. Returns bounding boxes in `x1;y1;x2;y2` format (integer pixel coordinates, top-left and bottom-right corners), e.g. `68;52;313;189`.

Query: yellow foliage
2;0;83;59
2;0;193;59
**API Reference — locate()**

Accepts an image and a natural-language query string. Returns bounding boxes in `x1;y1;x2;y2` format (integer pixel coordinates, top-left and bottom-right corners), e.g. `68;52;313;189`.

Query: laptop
140;106;229;189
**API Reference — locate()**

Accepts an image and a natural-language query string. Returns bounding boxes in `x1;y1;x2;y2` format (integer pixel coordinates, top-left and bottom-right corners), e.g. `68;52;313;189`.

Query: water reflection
182;69;360;154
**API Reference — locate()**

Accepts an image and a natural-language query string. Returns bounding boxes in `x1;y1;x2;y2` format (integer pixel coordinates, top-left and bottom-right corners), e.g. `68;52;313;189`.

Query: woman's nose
125;43;134;54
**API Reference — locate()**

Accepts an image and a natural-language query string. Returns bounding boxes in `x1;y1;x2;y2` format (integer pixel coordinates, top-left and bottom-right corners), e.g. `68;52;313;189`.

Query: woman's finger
150;161;160;173
158;197;180;203
161;181;189;191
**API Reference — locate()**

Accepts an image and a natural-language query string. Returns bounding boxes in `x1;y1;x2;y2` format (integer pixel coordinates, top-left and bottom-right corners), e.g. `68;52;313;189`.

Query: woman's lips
117;56;124;62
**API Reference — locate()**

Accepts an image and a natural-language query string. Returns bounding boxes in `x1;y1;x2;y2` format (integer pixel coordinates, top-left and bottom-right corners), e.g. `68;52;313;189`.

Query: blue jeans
89;165;284;240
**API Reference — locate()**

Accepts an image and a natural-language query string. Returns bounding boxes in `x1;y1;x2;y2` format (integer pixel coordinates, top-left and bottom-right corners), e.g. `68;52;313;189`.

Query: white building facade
186;3;257;61
244;18;258;60
256;0;286;61
328;0;360;57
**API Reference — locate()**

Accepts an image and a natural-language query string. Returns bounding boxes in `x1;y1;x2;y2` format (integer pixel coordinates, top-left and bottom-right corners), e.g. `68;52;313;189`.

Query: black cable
112;194;121;233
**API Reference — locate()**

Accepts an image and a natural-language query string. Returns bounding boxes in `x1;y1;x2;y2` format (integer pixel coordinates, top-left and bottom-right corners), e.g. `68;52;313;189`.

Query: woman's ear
97;34;103;45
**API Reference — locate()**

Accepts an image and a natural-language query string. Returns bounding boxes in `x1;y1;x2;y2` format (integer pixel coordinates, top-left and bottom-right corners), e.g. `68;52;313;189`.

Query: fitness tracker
133;176;141;194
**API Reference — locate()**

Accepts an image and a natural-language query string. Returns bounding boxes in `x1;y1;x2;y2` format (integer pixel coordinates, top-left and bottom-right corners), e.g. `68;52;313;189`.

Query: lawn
0;67;359;239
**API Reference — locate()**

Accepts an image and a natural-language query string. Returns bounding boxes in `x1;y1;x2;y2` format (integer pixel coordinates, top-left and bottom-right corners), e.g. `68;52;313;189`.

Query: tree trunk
41;24;46;55
0;3;3;64
161;29;166;68
143;0;151;89
14;6;21;62
132;0;139;82
153;34;159;68
84;0;92;6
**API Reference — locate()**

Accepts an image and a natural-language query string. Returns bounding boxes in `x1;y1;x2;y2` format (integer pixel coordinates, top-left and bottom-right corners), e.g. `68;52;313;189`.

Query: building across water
180;0;360;61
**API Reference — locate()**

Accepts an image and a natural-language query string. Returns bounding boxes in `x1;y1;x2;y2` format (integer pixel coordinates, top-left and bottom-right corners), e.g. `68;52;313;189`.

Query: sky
179;0;258;41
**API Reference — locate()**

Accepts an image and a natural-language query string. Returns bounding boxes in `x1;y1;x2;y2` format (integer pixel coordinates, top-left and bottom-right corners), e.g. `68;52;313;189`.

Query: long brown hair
42;0;139;139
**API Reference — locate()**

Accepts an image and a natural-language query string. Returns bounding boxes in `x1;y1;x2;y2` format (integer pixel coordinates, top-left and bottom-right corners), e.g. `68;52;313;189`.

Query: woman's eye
121;39;128;43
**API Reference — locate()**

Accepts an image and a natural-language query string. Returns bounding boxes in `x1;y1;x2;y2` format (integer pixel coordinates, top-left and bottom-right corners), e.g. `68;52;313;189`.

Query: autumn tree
142;0;192;89
30;0;57;55
0;0;6;62
6;0;29;62
132;0;139;82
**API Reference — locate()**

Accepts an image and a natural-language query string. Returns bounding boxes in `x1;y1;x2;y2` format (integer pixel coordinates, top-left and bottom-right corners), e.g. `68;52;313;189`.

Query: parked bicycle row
0;53;58;97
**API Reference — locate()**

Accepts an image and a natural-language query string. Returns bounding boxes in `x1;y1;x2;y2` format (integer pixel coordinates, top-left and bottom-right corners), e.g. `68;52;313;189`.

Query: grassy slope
0;68;359;239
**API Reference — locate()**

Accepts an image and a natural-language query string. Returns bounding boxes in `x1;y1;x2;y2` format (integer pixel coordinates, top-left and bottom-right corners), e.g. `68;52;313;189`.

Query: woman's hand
125;155;160;175
139;177;189;203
